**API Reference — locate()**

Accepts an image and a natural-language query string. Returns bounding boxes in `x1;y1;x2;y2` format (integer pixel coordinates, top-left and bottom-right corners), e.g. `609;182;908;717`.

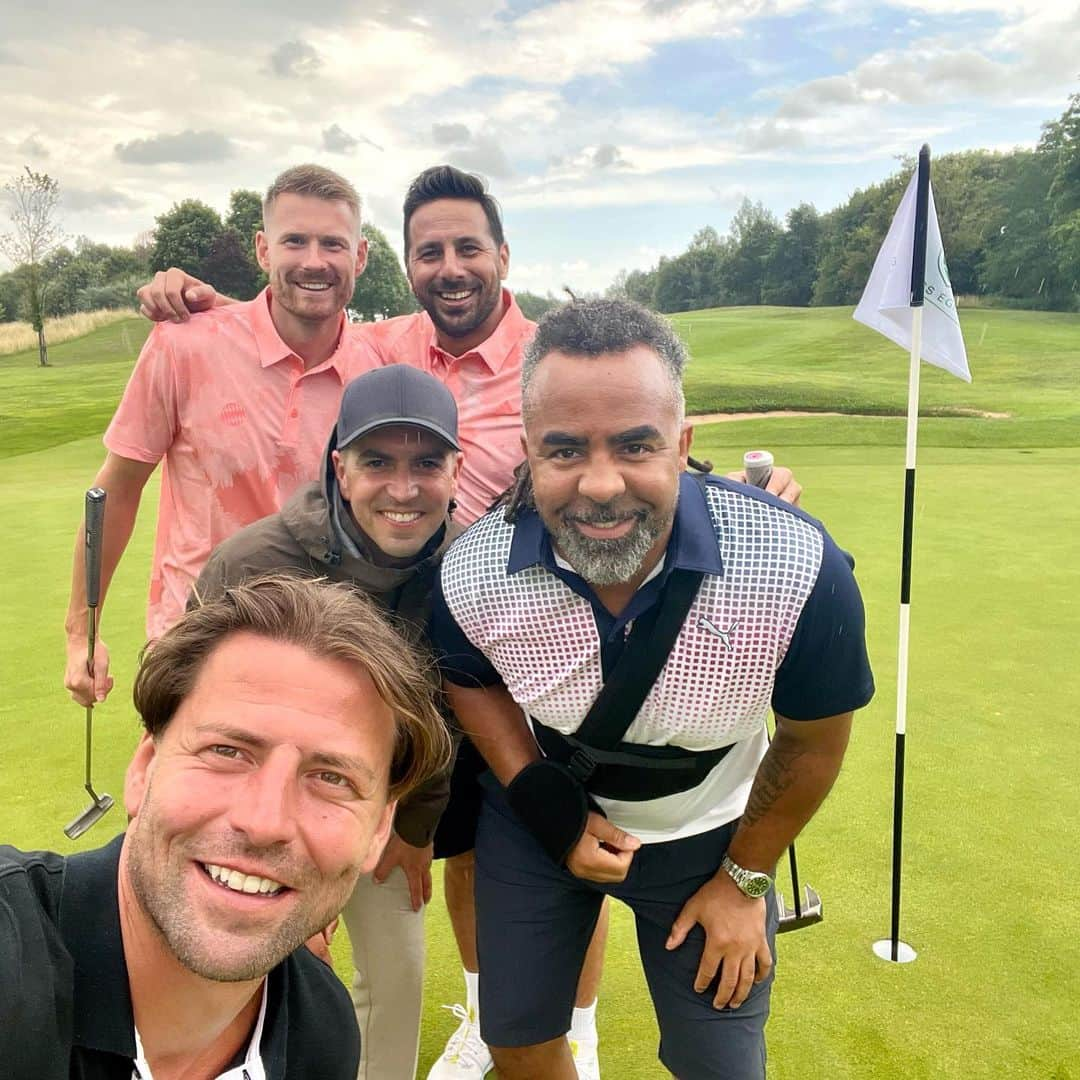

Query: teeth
439;290;471;300
297;282;331;291
581;520;623;530
383;511;422;523
205;863;284;896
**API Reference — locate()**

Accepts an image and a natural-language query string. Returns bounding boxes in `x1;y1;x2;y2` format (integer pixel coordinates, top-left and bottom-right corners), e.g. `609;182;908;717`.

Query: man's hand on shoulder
372;832;434;912
665;869;772;1010
565;812;641;884
137;268;226;323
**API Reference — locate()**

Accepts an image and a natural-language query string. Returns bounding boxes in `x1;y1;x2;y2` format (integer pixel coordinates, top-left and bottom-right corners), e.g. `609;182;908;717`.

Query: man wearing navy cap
195;364;463;1080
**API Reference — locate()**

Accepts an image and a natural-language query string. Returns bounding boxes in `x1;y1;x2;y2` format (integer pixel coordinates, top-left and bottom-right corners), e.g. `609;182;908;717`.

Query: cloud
268;39;323;78
432;122;471;145
740;120;806;152
593;144;627;169
114;130;234;165
62;186;140;212
16;135;48;159
446;135;514;179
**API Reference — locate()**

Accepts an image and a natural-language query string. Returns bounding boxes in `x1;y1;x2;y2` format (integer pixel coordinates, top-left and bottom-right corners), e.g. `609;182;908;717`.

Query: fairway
1;306;1078;1078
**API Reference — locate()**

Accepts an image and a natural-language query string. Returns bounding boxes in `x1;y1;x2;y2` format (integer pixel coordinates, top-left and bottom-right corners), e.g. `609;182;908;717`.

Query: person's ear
124;734;157;819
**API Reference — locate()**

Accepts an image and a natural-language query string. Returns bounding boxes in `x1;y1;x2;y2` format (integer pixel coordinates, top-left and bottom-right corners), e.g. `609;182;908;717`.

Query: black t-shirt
0;835;359;1080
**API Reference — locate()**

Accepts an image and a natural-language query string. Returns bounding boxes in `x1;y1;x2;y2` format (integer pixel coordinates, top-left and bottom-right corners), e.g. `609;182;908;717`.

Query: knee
490;1037;572;1080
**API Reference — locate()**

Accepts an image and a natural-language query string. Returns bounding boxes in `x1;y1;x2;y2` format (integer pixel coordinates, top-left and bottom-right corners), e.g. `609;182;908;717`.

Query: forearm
726;712;852;873
445;681;540;787
64;480;143;636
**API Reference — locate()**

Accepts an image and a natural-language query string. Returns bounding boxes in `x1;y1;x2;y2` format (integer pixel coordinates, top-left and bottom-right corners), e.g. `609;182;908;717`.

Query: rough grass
0;308;137;357
1;305;1078;1078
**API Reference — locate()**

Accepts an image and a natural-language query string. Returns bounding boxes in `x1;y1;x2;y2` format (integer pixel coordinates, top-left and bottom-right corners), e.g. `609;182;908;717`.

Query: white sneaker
426;1003;493;1079
570;1033;600;1080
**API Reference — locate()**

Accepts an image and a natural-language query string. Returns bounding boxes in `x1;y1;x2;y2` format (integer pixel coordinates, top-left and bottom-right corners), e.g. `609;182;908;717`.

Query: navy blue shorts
474;776;778;1080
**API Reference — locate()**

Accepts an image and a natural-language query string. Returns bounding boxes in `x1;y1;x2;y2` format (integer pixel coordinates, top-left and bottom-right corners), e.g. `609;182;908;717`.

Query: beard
125;797;354;983
546;495;676;587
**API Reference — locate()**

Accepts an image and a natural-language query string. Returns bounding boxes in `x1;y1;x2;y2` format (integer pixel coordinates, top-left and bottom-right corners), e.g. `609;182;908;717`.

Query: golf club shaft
84;489;106;791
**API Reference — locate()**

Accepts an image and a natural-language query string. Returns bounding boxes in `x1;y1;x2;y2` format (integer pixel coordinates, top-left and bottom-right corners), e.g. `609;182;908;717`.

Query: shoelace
439;1003;489;1067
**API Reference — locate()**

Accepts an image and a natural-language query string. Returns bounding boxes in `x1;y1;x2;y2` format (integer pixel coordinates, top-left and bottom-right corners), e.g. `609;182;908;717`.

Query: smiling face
256;192;367;333
333;425;462;563
120;632;396;982
405;198;509;355
524;345;691;588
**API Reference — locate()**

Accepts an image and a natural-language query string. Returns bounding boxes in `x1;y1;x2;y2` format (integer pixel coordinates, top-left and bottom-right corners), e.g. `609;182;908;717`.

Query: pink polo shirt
357;290;534;524
105;288;379;638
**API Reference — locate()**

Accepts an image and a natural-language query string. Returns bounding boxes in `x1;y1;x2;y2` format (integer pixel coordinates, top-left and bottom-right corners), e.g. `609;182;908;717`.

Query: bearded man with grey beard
431;298;875;1080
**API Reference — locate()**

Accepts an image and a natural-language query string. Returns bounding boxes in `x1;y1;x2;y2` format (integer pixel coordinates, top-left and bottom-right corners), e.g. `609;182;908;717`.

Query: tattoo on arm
740;730;808;828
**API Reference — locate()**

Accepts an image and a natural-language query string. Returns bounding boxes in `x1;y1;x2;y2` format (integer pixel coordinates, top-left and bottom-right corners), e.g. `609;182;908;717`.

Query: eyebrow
193;724;378;783
611;425;663;445
540;431;589;448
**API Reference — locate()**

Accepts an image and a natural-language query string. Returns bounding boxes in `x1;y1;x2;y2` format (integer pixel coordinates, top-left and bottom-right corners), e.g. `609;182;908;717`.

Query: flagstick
872;145;932;966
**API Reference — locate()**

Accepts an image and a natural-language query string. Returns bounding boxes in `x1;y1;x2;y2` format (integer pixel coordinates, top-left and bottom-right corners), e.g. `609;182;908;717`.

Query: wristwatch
720;854;772;898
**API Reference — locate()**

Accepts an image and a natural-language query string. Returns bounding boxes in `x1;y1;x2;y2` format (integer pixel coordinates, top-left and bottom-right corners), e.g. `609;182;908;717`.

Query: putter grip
85;488;107;609
743;450;774;489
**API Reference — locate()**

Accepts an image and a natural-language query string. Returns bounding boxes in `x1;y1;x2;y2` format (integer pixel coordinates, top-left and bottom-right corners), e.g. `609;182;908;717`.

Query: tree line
2;91;1076;361
606;92;1080;315
0;182;419;364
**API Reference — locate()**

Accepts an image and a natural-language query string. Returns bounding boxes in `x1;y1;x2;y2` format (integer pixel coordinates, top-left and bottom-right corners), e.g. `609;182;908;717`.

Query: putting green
1;306;1078;1077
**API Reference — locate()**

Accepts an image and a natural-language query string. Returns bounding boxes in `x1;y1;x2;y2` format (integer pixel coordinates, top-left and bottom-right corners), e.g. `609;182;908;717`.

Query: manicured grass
1;305;1078;1078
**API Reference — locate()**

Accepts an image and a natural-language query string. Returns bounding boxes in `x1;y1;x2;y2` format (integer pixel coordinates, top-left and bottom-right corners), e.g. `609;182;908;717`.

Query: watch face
744;874;771;898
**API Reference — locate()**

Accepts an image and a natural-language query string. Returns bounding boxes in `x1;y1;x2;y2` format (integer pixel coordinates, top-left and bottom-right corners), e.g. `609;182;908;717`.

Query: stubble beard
423;279;501;341
125;808;352;983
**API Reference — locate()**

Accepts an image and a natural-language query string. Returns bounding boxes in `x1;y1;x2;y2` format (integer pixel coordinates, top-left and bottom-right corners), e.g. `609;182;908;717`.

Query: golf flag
854;166;971;382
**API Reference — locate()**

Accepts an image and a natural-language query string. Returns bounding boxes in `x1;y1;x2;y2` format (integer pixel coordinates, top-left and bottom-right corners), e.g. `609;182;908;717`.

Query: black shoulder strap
574;568;704;750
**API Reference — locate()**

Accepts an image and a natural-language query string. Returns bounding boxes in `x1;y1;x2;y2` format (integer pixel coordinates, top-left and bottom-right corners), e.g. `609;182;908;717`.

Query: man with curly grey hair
433;298;874;1079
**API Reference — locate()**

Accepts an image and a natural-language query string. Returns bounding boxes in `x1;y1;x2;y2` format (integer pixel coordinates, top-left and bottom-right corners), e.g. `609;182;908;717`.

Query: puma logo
699;616;740;651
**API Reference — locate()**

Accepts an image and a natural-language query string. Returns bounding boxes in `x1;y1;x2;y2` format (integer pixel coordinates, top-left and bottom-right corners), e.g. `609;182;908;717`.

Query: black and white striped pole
872;145;932;965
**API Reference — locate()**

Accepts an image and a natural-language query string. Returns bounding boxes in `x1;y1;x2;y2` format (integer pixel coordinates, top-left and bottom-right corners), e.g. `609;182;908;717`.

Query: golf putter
64;488;115;839
744;451;824;933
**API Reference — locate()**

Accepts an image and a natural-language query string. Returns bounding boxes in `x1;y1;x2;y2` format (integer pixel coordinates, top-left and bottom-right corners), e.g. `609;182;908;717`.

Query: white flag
853;168;971;382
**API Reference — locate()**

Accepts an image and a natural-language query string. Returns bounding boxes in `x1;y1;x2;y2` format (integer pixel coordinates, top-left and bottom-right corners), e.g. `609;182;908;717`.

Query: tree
151;199;223;276
761;203;821;306
200;227;261;300
226;189;263;249
224;188;266;295
721;199;780;306
515;291;561;321
0;167;65;365
350;223;415;321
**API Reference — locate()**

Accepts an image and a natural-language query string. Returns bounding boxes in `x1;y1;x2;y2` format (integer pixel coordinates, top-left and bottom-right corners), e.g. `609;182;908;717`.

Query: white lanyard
131;981;268;1080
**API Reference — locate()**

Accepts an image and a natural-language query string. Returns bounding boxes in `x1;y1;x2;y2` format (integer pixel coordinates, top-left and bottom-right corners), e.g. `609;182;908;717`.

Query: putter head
776;884;823;934
63;792;115;840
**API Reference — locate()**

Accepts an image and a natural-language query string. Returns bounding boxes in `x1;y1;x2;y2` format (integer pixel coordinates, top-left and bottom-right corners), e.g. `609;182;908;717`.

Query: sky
1;0;1077;294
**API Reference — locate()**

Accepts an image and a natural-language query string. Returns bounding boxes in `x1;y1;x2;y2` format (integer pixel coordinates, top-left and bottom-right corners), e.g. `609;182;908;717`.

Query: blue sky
1;0;1076;293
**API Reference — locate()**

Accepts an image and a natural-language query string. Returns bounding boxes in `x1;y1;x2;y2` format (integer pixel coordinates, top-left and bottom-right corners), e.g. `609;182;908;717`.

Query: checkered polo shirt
435;474;874;840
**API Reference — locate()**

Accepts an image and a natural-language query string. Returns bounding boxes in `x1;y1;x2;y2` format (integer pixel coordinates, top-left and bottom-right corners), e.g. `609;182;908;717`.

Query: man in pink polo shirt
63;164;375;705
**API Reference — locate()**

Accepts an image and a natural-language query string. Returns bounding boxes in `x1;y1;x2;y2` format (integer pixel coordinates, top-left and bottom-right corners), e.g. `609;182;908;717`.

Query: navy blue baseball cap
335;364;460;451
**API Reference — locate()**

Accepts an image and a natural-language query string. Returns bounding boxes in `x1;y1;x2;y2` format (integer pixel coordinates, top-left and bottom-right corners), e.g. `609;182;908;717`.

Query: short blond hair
263;164;362;228
134;574;449;800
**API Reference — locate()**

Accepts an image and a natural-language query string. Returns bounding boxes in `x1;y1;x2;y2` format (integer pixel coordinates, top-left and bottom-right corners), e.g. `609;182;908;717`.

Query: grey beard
551;511;669;586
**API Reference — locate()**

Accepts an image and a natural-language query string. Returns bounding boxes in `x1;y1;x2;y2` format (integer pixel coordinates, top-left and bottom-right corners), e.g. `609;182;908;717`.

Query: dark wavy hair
402;165;505;257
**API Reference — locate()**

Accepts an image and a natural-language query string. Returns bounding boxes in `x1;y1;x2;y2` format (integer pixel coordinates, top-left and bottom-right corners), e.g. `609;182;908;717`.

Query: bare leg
575;897;609;1006
491;1037;577;1080
444;850;478;972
